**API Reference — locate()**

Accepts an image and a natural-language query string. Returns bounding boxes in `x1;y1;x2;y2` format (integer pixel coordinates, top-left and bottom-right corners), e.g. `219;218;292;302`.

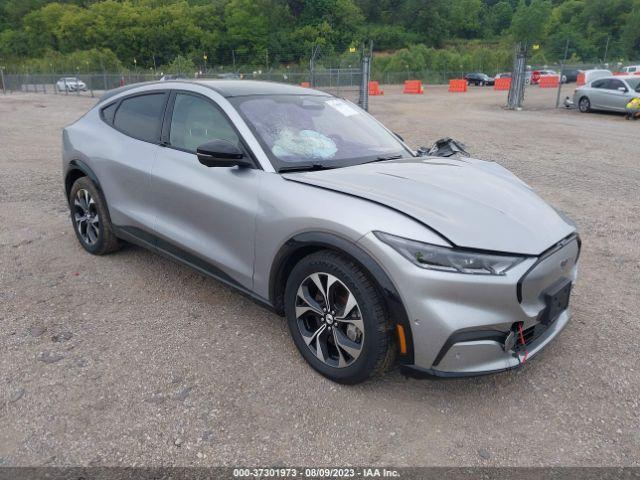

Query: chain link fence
0;68;367;101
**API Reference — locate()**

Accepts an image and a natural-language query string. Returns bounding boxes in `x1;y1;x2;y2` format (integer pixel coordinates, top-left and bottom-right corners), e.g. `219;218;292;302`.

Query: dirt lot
1;85;639;467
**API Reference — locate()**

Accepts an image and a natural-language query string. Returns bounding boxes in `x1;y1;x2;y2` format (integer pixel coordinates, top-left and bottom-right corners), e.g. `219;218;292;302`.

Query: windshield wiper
278;163;337;173
362;154;404;164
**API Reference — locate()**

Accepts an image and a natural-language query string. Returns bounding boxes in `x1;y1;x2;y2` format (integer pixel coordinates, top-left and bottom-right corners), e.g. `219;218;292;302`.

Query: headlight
374;232;527;275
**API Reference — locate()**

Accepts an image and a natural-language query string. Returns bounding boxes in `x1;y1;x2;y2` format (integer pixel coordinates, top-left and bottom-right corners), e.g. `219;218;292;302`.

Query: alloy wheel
579;97;590;112
73;188;100;245
295;272;365;368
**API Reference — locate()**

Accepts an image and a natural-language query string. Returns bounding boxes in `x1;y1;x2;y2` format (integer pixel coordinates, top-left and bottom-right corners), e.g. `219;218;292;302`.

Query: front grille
520;323;548;346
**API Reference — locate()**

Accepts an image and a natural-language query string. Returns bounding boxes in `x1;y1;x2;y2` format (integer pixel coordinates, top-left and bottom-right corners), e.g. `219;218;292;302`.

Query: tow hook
503;330;516;352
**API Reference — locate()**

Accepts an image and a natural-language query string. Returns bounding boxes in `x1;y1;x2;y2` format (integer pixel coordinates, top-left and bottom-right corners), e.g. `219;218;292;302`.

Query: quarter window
169;93;239;152
101;102;117;125
113;93;166;143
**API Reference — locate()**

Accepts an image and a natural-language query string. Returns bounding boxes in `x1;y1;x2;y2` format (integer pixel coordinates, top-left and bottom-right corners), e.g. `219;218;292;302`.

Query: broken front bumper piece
417;137;470;158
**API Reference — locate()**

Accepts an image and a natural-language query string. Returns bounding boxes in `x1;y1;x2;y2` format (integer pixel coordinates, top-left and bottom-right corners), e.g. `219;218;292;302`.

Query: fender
269;231;414;364
64;159;103;200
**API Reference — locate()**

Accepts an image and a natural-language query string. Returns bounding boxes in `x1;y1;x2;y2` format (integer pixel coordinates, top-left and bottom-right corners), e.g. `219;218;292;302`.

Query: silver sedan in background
56;77;87;92
573;75;640;114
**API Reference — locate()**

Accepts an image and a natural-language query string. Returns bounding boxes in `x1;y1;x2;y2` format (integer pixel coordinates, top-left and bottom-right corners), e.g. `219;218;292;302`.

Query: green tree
621;5;640;59
224;0;269;60
449;0;483;39
510;0;552;45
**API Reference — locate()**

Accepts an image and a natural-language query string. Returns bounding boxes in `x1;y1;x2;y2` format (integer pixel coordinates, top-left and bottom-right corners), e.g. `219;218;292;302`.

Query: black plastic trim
516;232;580;303
64;159;103;200
401;363;513;379
113;225;276;312
431;329;507;367
268;231;415;364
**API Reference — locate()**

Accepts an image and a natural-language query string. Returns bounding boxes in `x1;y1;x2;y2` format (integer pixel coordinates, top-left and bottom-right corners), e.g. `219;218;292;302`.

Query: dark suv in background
464;72;495;86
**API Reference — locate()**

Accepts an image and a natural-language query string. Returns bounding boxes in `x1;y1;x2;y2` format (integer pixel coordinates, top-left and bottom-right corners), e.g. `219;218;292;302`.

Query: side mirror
618;86;628;93
196;140;252;168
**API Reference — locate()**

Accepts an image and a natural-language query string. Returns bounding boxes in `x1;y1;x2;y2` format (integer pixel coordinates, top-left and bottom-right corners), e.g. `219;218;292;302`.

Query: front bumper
358;233;580;377
401;309;570;378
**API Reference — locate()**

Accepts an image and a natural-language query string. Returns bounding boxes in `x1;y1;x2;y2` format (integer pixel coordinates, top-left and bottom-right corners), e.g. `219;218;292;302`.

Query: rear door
587;79;608;109
148;90;262;290
98;91;168;231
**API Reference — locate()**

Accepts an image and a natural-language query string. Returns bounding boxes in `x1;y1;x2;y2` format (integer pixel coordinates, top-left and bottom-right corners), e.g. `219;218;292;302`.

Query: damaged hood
283;157;575;255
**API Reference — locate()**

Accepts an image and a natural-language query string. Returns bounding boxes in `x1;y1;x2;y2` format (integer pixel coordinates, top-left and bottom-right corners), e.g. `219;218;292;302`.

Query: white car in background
56;77;87;92
620;65;640;75
582;69;612;84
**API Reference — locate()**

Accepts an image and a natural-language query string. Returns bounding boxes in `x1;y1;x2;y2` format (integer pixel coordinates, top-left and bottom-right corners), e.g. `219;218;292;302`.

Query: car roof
100;79;328;102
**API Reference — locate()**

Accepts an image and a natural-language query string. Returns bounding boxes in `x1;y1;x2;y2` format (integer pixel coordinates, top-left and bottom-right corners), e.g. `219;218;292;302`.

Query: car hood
282;157;575;255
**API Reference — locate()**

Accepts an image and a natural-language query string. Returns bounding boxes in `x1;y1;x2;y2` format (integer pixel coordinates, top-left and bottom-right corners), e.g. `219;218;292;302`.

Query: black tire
578;96;591;113
284;250;395;384
68;176;120;255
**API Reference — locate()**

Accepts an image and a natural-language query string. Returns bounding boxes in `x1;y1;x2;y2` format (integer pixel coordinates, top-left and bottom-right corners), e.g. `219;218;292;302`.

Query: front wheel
578;96;591;113
284;251;395;384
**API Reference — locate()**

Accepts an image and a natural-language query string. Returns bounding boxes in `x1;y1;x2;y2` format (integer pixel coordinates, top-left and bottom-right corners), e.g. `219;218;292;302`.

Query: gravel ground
1;85;639;467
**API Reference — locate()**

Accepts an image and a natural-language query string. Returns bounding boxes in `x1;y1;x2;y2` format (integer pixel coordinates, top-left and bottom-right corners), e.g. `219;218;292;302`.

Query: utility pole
603;36;610;65
555;39;570;108
0;66;6;95
232;49;236;72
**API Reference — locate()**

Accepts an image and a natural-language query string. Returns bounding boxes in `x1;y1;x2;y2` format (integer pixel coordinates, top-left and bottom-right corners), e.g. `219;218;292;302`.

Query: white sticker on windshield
326;99;359;117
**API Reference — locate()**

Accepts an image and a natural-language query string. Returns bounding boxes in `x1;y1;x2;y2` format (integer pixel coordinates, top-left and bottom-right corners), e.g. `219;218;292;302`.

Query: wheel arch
269;231;414;364
578;95;591;111
64;159;102;202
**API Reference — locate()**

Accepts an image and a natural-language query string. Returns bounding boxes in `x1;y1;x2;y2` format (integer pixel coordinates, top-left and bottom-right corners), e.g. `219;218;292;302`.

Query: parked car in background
160;74;189;81
582;69;612;85
495;72;511;79
62;80;580;383
573;75;640;114
217;72;241;80
620;65;640;75
464;72;494;86
561;69;581;83
531;69;558;85
56;77;87;92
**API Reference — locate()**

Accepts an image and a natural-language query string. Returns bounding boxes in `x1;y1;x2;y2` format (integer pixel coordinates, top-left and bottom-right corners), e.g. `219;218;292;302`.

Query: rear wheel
69;176;120;255
284;251;395;384
578;96;591;113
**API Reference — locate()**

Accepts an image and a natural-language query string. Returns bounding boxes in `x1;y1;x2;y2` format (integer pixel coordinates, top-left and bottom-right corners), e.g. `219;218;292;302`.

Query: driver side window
169;93;239;152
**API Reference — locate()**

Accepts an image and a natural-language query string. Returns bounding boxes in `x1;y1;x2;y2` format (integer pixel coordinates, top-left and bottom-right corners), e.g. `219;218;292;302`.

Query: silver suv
63;80;580;384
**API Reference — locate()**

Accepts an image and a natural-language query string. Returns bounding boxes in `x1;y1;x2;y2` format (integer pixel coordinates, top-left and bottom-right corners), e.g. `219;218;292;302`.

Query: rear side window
113;93;166;143
101;102;117;125
591;79;606;89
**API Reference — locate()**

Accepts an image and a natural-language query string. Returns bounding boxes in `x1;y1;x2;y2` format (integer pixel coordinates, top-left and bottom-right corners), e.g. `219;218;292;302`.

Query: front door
149;91;262;290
